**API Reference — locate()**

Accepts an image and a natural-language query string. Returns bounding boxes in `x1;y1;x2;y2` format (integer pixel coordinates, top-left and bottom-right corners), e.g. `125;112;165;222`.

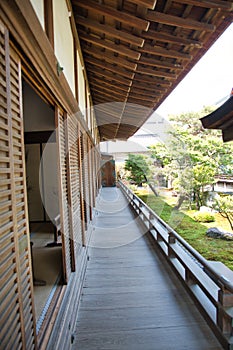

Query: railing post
136;200;140;215
185;269;194;287
168;231;176;259
217;284;233;336
148;212;153;231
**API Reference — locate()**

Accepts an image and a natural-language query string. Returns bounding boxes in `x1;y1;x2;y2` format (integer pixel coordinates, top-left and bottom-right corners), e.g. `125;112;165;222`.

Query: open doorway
22;79;63;334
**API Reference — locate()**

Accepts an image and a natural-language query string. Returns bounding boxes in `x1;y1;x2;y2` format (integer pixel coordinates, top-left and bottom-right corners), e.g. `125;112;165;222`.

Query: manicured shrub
193;212;215;223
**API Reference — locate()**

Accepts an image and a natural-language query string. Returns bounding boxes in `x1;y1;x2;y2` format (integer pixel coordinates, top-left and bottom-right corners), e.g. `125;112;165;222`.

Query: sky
155;23;233;118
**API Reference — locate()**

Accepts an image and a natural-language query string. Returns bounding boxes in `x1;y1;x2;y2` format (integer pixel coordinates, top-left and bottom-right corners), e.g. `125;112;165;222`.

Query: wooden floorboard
72;187;223;350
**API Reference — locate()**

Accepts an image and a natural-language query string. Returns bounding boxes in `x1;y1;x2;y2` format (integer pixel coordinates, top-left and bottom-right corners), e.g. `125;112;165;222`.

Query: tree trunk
148;182;159;197
174;195;186;210
143;174;158;197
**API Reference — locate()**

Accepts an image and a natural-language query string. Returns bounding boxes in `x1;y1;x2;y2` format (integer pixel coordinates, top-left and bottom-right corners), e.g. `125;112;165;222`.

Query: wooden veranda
68;186;226;350
1;2;233;349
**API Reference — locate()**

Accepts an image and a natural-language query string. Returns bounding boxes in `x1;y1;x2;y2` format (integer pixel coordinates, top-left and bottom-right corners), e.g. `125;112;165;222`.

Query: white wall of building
30;0;45;29
53;0;75;95
77;52;86;117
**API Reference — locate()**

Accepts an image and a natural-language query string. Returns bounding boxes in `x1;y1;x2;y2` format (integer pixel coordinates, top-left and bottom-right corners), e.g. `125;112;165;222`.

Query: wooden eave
201;96;233;142
71;0;233;141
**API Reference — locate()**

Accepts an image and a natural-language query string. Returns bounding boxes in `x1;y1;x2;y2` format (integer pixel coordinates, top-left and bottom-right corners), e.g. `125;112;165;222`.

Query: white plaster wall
86;88;91;129
41;143;59;221
25;144;44;221
53;0;75;95
25;142;59;223
77;52;86;117
30;0;45;29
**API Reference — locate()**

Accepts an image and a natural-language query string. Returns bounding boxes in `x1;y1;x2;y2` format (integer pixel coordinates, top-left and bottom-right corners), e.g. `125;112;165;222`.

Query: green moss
138;193;233;271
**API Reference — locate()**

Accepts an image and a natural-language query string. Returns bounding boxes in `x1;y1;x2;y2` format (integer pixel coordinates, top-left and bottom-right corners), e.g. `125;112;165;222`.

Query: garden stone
200;206;212;212
206;227;233;241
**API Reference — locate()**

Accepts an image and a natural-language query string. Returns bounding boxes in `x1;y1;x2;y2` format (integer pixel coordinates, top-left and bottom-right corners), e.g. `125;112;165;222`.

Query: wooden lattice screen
83;134;91;224
0;22;37;349
55;108;73;282
80;131;88;227
77;123;86;246
67;115;82;262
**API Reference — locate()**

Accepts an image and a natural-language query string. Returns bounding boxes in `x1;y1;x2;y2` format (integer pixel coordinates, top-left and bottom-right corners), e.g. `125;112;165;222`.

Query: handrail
118;180;233;350
120;181;233;292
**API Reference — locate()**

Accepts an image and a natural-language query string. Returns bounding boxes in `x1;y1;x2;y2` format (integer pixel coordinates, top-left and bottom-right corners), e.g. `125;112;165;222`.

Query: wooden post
217;284;233;336
168;231;176;259
185;269;195;287
148;212;153;231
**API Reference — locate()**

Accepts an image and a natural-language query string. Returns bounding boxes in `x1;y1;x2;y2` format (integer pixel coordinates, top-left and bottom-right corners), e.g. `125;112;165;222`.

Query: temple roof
201;95;233;142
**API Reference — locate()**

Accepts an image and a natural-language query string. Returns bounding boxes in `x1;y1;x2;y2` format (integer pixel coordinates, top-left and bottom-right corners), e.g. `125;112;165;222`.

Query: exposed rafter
89;66;133;86
142;30;203;48
136;66;177;79
89;77;130;93
139;56;182;70
85;56;135;79
140;44;192;60
146;11;216;31
79;33;141;60
82;46;137;70
73;0;150;31
72;0;232;141
77;16;145;47
174;0;233;10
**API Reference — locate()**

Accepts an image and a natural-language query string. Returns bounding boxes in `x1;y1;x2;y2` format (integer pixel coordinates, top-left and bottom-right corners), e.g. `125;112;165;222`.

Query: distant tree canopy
149;106;233;209
124;154;150;186
212;195;233;231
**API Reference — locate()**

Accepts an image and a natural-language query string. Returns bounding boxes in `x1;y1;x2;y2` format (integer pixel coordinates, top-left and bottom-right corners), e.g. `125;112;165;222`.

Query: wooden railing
118;180;233;350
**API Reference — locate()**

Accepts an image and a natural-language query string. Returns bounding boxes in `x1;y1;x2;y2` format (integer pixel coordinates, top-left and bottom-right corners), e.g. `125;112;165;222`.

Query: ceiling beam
90;73;131;88
94;110;122;121
74;0;150;31
128;97;160;104
136;66;177;79
89;77;130;93
85;56;135;79
146;11;215;31
123;105;152;115
82;46;137;70
127;97;155;107
134;73;172;86
142;29;203;48
95;114;121;125
128;0;157;10
90;82;128;98
94;105;125;118
79;33;141;60
140;44;192;60
174;0;233;10
130;87;163;96
93;97;113;104
128;92;157;102
91;85;127;99
92;90;125;102
139;56;182;70
76;16;145;47
88;66;133;86
130;88;164;97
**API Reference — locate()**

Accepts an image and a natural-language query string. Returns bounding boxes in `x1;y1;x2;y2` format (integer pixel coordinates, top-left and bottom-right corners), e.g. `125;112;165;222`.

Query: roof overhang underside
201;96;233;142
71;0;233;141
